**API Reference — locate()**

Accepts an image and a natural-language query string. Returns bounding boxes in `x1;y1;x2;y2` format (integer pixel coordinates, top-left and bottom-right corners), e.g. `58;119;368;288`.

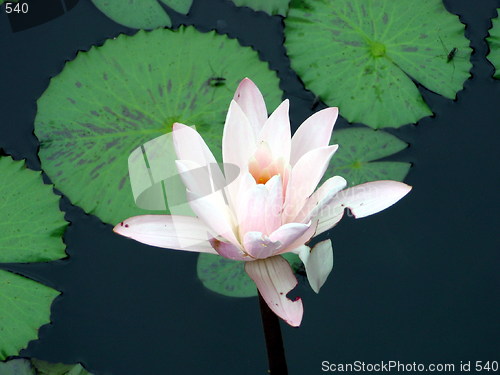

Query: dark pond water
0;0;499;374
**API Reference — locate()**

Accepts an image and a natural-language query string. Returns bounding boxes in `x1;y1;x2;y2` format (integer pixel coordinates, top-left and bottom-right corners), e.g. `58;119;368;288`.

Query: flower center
250;163;279;184
248;142;284;185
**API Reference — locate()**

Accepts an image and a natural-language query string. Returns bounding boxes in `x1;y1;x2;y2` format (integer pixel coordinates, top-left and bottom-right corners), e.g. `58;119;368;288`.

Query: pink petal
231;172;257;222
245;256;303;327
277;221;318;255
233;78;268;134
209;238;250;261
237;184;268;236
258;100;291;163
264;175;283;234
113;215;217;253
298;240;333;293
290;107;338;166
316;181;412;235
269;222;311;251
283;145;338;222
186;190;239;246
294;176;347;223
243;232;281;259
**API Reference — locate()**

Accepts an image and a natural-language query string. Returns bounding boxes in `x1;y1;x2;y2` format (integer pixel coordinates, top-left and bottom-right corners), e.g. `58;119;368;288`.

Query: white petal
258;100;291;162
176;160;229;215
290;107;338;166
297;176;347;223
113;215;217;253
245;256;303;327
316;181;412;235
222;100;255;175
237;183;268;236
264;175;283;234
283;145;338;222
175;160;223;197
233;78;268;134
298;240;333;293
231;172;257;224
186;190;239;246
172;123;217;167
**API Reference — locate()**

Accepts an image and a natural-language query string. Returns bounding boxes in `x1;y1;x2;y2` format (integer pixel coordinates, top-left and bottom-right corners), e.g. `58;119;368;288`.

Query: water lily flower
114;78;411;327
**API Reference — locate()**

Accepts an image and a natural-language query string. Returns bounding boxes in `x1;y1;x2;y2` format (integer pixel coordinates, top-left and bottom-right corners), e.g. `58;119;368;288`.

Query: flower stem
258;291;288;375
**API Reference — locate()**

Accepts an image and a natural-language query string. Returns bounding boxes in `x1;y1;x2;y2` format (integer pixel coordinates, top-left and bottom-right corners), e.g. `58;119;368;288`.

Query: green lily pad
0;358;93;375
0;157;67;360
0;271;59;361
0;358;33;374
90;0;193;29
0;0;19;5
197;253;302;298
230;0;290;16
0;158;67;263
487;14;500;78
31;359;93;375
326;127;410;186
35;26;282;225
285;0;471;128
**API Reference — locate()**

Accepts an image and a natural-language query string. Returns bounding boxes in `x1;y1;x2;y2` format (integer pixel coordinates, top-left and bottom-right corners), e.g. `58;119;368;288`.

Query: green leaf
0;358;34;375
161;0;193;14
31;359;93;375
35;27;282;225
90;0;171;29
0;270;60;360
230;0;290;16
0;0;20;5
487;14;500;78
285;0;471;128
90;0;193;29
0;157;67;263
0;358;93;375
197;254;257;298
326;127;410;186
0;157;67;360
197;253;302;298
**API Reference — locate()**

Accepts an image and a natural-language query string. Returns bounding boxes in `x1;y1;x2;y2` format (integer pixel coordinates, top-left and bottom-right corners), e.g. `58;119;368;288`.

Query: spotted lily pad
197;253;302;298
35;27;282;225
285;0;471;128
487;14;500;78
90;0;193;29
0;157;67;360
0;358;93;375
230;0;290;16
326;127;410;186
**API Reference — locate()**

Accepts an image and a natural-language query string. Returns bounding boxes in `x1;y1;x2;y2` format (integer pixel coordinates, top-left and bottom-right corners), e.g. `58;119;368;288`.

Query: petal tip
113;220;133;239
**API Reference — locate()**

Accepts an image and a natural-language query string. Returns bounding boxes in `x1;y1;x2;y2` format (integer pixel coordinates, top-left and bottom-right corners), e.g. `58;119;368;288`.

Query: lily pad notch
486;12;500;78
